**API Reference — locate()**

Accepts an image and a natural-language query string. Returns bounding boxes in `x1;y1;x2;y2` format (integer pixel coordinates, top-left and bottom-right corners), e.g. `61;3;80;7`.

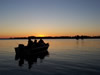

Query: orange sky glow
0;0;100;38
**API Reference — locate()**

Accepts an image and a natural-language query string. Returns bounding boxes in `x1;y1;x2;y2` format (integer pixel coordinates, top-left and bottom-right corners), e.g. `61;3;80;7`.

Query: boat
15;43;49;55
15;44;49;69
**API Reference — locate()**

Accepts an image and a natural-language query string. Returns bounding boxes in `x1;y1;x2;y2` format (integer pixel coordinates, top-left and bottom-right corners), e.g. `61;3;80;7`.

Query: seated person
33;39;37;44
27;38;34;47
38;39;45;46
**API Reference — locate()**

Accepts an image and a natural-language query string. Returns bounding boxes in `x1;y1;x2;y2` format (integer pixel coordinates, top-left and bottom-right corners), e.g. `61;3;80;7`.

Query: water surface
0;39;100;75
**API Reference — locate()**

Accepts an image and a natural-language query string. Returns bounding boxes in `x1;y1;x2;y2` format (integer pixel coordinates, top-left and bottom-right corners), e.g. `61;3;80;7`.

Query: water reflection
0;39;100;75
14;48;49;69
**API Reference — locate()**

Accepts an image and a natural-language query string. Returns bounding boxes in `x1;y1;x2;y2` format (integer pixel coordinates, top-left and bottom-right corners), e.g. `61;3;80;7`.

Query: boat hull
15;43;49;55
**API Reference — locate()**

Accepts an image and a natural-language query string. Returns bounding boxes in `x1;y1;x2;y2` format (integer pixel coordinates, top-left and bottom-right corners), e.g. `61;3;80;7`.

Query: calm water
0;39;100;75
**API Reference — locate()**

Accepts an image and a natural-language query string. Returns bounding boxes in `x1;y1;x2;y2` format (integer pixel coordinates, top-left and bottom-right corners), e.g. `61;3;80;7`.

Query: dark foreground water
0;39;100;75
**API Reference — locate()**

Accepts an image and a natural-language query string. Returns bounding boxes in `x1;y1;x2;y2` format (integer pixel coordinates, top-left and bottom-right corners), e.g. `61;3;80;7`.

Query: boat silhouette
14;39;49;69
15;43;49;55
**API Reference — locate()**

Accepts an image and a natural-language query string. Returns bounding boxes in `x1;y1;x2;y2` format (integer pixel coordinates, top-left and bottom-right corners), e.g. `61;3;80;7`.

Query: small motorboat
15;43;49;69
15;43;49;55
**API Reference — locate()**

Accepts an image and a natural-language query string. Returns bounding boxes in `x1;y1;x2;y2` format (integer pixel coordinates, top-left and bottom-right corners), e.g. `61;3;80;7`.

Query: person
38;38;44;43
33;39;38;47
38;38;45;46
27;38;34;47
33;39;37;44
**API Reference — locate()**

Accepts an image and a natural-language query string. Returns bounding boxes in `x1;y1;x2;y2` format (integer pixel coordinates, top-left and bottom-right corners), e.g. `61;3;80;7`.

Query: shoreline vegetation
0;35;100;40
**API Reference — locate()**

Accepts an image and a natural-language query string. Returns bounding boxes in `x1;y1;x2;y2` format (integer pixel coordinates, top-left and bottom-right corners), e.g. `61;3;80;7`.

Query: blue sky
0;0;100;37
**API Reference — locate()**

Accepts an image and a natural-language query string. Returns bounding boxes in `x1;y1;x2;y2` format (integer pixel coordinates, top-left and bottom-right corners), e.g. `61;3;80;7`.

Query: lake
0;39;100;75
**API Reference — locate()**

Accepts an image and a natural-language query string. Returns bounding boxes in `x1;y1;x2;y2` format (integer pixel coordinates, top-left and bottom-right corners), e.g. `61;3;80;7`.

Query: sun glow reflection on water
0;39;100;75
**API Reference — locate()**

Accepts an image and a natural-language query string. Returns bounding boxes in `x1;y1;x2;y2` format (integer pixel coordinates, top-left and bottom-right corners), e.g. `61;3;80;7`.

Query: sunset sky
0;0;100;38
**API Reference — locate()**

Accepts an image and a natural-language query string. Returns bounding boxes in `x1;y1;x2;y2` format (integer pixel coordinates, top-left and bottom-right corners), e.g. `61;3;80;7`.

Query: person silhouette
27;38;34;47
38;39;44;44
38;39;45;46
33;39;37;44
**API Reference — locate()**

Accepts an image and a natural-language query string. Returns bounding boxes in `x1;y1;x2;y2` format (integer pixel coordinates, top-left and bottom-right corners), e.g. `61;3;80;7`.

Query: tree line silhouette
0;35;100;40
10;35;100;40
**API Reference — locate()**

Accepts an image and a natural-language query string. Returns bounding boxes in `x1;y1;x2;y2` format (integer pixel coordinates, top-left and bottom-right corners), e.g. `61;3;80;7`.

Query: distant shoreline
0;36;100;40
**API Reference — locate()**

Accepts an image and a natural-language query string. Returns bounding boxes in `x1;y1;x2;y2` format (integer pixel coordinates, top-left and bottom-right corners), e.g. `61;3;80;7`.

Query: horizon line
0;35;100;39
